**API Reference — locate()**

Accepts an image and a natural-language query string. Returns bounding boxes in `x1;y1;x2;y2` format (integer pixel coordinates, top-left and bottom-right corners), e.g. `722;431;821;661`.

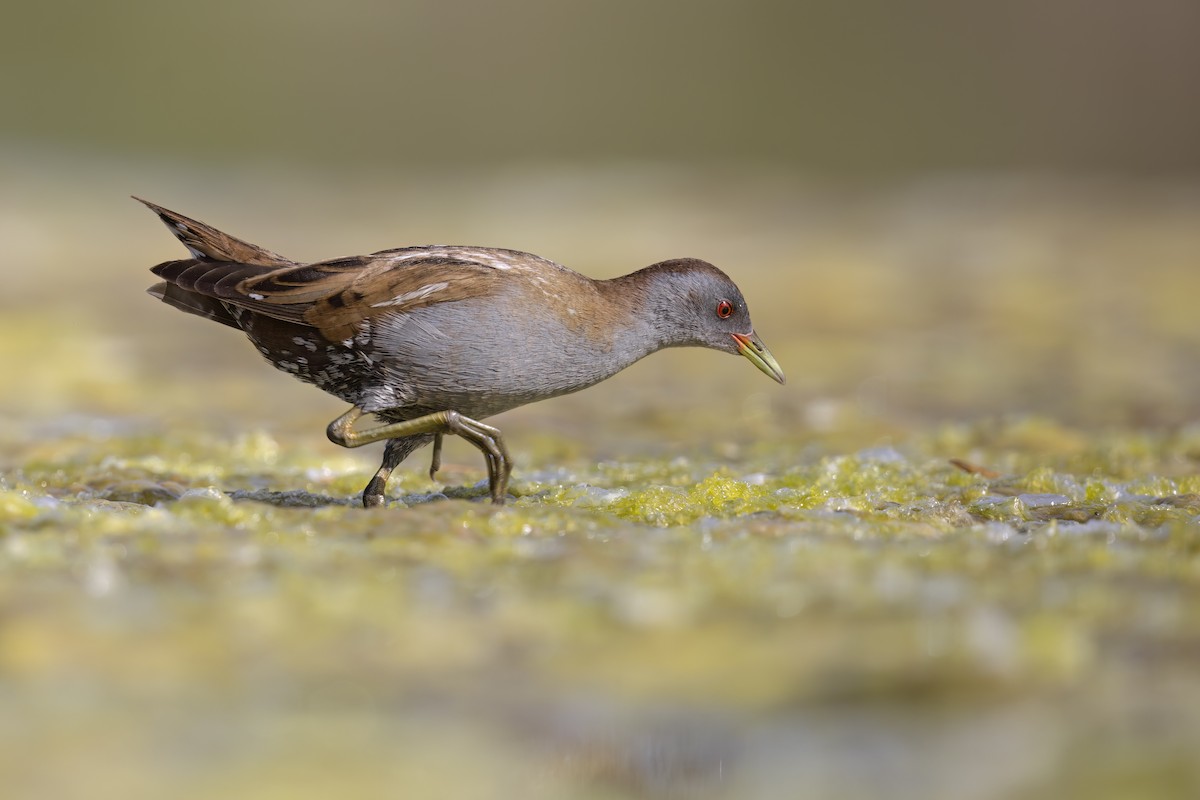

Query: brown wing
152;252;508;341
253;253;508;342
140;198;521;339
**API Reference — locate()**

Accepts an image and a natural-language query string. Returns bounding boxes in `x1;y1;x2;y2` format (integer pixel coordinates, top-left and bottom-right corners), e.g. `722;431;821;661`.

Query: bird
138;197;785;507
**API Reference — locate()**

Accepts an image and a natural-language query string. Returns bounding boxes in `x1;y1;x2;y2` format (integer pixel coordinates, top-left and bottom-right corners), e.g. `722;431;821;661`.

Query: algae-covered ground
3;160;1200;799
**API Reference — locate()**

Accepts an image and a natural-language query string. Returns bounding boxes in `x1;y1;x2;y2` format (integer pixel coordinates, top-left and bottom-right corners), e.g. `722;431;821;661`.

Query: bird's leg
362;439;408;509
327;406;512;505
429;433;444;481
362;436;437;507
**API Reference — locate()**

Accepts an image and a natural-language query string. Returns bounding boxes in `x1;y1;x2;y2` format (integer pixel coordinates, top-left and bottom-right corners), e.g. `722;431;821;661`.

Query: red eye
716;300;734;319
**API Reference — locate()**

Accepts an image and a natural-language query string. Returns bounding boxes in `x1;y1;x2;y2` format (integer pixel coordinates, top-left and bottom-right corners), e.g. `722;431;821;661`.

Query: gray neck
599;263;707;357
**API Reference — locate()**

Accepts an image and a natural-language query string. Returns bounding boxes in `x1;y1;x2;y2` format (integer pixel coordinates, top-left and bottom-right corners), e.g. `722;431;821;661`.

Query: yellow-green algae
4;417;1200;799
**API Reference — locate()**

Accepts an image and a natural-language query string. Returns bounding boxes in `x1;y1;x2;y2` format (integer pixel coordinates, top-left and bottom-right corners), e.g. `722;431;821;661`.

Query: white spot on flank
292;336;318;352
371;281;449;308
355;320;373;346
249;293;265;301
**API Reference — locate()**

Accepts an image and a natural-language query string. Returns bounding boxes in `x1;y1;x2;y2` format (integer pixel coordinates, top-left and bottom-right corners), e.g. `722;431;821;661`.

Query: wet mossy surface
3;171;1200;798
4;416;1200;799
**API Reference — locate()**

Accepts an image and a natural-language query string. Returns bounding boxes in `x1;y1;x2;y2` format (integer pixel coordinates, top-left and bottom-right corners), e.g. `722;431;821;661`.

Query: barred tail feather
133;197;296;266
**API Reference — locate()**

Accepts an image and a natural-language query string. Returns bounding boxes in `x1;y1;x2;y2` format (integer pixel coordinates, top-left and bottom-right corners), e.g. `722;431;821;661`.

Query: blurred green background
3;2;1200;800
4;0;1199;173
4;0;1200;425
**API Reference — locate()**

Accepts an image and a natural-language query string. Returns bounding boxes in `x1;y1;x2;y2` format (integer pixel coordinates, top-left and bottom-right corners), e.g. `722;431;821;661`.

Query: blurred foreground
2;153;1200;798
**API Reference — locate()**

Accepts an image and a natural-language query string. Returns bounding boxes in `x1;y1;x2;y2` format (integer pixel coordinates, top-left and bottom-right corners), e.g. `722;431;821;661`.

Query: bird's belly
376;345;613;419
362;301;628;418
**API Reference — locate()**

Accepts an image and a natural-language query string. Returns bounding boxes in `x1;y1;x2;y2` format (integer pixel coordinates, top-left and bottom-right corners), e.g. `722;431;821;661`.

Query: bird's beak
731;332;786;385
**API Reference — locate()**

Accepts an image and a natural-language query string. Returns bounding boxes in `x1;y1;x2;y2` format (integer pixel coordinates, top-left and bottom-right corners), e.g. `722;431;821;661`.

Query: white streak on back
459;251;513;270
371;281;450;308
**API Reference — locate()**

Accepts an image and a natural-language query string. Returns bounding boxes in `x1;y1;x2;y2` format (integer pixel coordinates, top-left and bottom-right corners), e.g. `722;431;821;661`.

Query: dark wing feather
147;280;241;328
141;199;530;339
150;259;310;324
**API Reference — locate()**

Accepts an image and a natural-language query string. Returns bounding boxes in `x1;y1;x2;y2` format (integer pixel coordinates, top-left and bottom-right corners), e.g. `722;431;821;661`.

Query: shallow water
2;159;1200;798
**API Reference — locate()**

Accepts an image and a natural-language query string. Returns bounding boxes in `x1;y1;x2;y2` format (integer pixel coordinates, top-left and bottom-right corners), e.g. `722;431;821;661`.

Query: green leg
327;406;512;506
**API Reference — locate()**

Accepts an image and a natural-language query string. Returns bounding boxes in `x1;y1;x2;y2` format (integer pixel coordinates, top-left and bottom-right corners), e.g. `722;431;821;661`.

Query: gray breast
359;294;641;419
